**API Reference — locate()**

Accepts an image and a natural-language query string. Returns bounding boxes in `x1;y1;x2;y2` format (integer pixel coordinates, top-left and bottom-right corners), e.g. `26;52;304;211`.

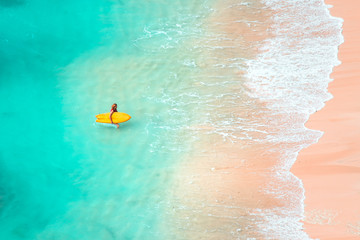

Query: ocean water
0;0;342;239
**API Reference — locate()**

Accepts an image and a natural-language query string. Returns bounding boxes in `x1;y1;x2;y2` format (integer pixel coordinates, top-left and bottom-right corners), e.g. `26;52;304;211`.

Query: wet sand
161;2;277;239
292;0;360;239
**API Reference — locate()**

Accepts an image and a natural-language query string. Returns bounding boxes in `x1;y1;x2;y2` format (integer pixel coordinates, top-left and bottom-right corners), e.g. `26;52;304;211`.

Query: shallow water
0;0;342;239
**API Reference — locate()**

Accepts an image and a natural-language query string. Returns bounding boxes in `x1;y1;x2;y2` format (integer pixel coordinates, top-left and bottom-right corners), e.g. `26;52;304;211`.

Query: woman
109;103;119;128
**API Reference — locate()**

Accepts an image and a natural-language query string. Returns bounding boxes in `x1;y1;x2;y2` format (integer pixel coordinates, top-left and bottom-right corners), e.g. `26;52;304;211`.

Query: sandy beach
1;0;351;239
292;0;360;239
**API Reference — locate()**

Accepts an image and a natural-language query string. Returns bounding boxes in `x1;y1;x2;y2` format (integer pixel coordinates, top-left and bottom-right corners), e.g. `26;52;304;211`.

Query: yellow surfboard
95;112;131;124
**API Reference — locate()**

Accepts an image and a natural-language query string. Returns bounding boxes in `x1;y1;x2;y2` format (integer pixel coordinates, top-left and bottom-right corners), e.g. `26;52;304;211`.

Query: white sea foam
244;0;343;239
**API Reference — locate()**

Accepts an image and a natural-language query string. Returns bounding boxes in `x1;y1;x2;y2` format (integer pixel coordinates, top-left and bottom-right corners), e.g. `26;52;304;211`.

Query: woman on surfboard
110;103;119;128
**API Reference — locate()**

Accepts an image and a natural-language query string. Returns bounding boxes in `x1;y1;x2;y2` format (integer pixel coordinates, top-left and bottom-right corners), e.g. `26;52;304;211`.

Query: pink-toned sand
291;0;360;239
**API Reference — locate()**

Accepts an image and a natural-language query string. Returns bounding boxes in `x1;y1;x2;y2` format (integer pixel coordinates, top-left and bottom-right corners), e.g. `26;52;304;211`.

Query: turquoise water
0;1;112;238
0;0;215;239
0;0;343;239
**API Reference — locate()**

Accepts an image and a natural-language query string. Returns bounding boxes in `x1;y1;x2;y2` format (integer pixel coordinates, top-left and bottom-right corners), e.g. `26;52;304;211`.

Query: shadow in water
0;0;25;7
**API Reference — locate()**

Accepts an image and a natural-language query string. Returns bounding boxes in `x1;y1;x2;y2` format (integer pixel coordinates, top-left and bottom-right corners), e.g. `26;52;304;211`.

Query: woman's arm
109;110;114;124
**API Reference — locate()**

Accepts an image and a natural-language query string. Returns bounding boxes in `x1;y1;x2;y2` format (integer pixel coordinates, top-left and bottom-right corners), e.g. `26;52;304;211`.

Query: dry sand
291;0;360;239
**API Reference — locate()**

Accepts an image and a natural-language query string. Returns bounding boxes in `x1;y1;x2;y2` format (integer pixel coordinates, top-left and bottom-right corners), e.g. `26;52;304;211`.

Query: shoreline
291;0;360;239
